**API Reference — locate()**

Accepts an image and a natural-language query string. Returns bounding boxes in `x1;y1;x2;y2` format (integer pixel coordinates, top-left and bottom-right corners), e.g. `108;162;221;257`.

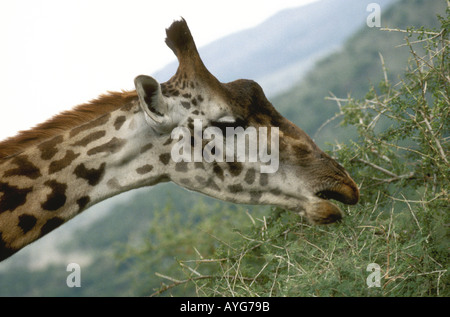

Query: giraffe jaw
299;199;344;225
296;184;359;225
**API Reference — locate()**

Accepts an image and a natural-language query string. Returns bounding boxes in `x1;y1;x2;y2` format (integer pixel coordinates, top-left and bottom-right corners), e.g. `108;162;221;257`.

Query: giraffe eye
210;116;246;134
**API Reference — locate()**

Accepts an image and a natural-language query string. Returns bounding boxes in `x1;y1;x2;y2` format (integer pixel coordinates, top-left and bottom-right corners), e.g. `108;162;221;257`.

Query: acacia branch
418;110;449;164
355;158;398;178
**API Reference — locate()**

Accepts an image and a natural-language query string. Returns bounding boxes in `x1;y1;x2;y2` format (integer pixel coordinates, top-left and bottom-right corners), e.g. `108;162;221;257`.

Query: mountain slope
272;0;446;145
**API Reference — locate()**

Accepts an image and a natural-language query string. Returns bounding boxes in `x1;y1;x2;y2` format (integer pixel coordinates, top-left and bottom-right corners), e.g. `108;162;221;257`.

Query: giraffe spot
191;98;197;106
87;137;126;156
182;93;191;99
272;188;282;196
37;135;64;160
187;117;194;130
71;130;106;147
180;178;191;185
244;169;256;185
107;178;122;189
40;217;64;237
70;114;111;137
140;143;153;154
74;162;106;186
76;196;91;212
195;175;206;184
0;232;16;261
114;116;127;130
18;214;37;234
259;173;269;186
192;110;200;115
159;153;171;165
41;180;67;211
228;184;243;193
206;179;220;191
120;102;135;112
49;150;80;174
136;164;154;175
3;155;41;180
175;162;188;172
197;95;204;103
213;163;224;181
250;191;262;202
0;182;32;213
163;138;173;146
227;162;243;176
194;162;204;169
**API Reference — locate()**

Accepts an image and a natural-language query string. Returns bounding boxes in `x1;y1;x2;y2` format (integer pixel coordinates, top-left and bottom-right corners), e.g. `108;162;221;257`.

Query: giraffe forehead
163;82;268;121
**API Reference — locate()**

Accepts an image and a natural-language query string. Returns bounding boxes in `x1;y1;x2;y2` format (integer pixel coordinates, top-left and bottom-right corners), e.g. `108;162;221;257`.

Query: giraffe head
135;19;359;224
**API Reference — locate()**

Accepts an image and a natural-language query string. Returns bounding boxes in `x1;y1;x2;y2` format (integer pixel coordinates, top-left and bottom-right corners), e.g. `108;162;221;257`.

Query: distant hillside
272;0;446;146
154;0;393;97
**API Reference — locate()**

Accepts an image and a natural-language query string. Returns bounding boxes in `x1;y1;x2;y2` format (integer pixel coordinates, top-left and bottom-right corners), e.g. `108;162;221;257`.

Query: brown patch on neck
0;90;137;159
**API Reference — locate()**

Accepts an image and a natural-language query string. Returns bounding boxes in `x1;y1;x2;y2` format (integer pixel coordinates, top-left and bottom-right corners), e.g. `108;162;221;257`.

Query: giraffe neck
0;97;168;260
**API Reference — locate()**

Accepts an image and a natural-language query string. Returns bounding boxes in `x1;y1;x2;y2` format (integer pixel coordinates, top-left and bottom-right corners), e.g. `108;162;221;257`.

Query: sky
0;0;318;140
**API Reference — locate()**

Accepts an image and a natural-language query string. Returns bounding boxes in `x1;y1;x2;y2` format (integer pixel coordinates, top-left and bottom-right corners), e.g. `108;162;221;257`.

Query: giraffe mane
0;90;137;159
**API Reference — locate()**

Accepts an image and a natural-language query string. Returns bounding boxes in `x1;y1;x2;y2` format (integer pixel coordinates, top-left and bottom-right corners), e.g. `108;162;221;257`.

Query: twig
354;158;398;178
418;109;449;164
313;112;345;140
393;28;446;47
151;272;253;297
380;27;442;36
371;172;415;184
379;52;389;84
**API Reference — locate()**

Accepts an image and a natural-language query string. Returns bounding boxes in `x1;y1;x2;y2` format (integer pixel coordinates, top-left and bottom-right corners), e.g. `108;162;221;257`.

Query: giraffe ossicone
0;18;359;262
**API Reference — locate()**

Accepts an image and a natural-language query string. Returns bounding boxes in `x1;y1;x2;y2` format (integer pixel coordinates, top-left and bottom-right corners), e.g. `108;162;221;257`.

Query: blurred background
0;0;446;296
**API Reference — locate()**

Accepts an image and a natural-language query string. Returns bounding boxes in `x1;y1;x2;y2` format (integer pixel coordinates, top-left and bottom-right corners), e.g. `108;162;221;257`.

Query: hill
272;0;447;147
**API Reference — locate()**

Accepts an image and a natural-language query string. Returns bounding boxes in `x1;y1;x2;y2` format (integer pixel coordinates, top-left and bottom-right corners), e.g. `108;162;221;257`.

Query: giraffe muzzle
305;180;359;224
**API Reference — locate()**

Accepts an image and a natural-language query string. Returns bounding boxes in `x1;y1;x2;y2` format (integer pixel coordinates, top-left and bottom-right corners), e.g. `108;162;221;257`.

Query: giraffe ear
134;75;169;125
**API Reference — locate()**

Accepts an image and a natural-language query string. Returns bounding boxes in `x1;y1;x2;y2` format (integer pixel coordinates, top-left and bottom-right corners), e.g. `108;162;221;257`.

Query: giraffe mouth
315;183;359;206
301;185;359;225
315;189;350;204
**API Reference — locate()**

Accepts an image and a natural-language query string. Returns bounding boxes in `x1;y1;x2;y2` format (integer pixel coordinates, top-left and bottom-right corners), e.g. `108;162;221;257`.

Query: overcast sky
0;0;318;140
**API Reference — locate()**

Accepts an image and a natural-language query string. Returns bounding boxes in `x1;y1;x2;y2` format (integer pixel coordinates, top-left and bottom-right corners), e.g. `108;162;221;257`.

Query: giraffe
0;19;359;262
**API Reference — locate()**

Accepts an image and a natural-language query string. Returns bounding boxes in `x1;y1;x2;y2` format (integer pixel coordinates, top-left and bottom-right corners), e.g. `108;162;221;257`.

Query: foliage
140;7;449;297
273;0;447;145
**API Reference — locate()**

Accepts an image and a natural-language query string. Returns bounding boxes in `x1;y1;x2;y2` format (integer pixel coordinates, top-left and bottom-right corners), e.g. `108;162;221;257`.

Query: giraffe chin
294;183;359;224
301;200;344;225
